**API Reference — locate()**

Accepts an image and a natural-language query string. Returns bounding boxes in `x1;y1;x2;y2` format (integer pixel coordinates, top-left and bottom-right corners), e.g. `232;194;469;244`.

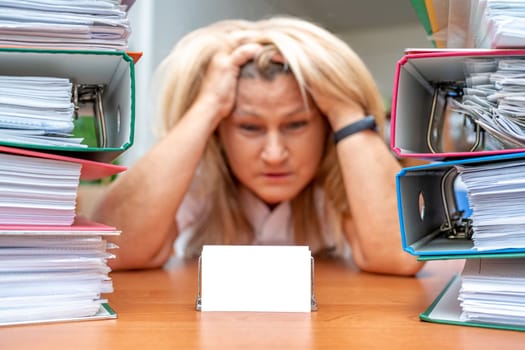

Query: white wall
340;23;432;107
122;1;432;166
124;0;155;165
124;0;285;165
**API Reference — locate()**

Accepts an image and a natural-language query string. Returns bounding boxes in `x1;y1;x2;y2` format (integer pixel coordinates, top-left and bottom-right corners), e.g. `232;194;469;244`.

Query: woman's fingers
228;30;257;46
270;52;285;64
230;43;263;67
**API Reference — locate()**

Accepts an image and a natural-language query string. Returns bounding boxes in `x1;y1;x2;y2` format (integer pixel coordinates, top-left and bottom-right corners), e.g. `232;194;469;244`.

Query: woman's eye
239;124;263;132
284;120;308;131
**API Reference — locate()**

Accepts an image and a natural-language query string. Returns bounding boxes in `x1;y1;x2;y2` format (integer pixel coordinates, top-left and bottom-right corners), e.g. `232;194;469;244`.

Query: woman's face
218;74;328;206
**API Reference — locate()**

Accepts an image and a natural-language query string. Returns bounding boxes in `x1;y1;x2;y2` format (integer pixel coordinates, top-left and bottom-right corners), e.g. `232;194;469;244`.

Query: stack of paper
0;152;81;225
0;0;132;51
449;57;525;148
0;147;125;326
456;159;525;250
0;217;119;326
410;0;525;49
470;0;525;49
0;75;87;148
459;258;525;326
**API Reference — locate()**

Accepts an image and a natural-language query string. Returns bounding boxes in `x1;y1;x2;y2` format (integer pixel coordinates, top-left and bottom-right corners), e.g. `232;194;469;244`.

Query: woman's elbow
354;253;425;276
109;241;173;271
109;254;169;271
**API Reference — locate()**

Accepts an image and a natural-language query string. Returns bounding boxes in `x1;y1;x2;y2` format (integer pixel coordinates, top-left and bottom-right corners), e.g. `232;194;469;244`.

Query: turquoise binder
396;151;525;260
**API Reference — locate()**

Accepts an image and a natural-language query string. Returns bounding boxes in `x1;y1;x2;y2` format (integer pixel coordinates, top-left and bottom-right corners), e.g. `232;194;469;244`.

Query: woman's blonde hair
154;16;385;256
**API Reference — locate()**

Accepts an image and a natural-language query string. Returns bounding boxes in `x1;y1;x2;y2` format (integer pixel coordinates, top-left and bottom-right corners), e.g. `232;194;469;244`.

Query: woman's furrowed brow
283;105;310;117
231;108;262;118
231;105;312;118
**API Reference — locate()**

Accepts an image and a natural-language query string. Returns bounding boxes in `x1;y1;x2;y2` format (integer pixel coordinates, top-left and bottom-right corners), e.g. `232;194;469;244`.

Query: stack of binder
0;147;125;326
0;0;137;326
391;47;525;331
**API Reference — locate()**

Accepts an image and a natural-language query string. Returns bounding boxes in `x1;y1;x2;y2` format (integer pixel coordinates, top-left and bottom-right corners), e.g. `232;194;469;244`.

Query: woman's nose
261;132;288;163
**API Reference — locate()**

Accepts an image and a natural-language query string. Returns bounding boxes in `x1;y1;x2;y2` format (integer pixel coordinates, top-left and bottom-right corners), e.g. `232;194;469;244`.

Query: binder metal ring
426;81;483;154
72;83;107;148
440;168;473;240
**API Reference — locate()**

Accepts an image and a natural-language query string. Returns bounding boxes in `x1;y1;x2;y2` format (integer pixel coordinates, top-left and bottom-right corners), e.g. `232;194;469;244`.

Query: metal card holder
195;255;318;311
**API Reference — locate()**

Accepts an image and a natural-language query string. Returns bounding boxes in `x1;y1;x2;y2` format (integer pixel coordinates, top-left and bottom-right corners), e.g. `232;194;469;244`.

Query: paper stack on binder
0;146;125;326
0;217;120;326
0;75;81;148
457;159;525;251
410;0;525;49
0;0;133;51
460;258;525;326
0;152;81;226
469;0;525;49
421;258;525;331
0;148;126;226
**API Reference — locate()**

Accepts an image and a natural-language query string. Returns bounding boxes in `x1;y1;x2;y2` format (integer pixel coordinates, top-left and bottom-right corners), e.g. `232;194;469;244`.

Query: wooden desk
1;258;525;349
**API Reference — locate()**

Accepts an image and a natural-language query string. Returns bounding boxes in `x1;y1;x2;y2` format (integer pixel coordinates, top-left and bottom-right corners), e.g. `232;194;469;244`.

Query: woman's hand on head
194;43;262;126
308;86;365;132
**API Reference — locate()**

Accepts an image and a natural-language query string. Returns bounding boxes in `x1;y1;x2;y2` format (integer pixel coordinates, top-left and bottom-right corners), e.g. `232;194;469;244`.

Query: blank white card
200;245;312;312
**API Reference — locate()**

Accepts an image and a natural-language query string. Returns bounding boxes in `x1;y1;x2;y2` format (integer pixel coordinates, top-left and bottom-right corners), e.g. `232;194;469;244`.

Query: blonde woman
93;16;424;275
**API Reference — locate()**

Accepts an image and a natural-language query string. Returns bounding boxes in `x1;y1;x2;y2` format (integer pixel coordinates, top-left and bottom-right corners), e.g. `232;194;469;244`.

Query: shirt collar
238;186;293;245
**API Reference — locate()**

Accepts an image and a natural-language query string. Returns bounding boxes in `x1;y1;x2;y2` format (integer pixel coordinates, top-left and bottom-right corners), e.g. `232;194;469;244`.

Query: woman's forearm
336;130;424;275
92;103;218;270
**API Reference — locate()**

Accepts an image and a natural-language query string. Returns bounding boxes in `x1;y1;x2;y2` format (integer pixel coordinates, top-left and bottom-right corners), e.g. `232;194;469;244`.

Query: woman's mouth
262;172;292;181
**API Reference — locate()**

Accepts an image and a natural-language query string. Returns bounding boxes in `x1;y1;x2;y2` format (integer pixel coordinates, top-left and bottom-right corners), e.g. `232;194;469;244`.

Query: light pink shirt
175;186;350;258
